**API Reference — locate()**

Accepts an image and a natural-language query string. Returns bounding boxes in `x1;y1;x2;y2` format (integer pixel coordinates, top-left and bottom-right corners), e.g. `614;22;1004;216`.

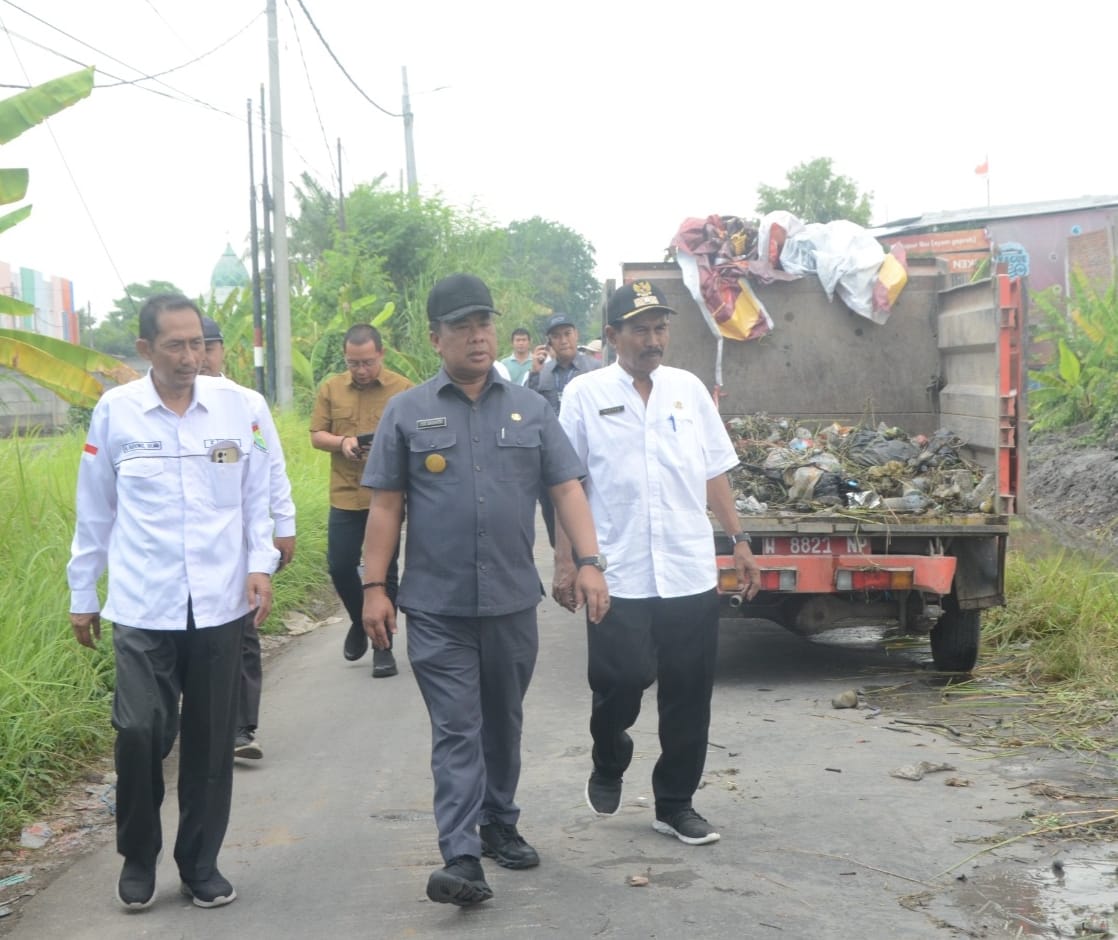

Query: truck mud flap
951;537;1005;610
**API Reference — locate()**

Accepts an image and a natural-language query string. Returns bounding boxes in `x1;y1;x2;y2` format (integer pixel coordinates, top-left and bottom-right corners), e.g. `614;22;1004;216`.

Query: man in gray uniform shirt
360;273;609;907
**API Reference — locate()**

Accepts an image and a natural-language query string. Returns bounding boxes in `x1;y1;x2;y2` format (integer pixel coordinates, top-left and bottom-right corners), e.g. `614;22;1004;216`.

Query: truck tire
930;595;981;673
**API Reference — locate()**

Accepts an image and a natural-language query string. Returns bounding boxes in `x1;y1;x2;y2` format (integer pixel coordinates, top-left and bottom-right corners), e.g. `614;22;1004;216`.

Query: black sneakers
652;808;721;845
479;821;540;869
117;857;157;910
585;771;623;816
371;647;398;678
234;728;263;760
180;871;237;908
426;855;493;906
343;622;368;661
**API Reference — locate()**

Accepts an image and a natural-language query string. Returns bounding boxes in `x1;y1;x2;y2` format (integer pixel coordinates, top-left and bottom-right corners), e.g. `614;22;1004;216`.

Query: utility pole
402;65;417;196
246;98;266;396
260;86;277;401
337;137;345;231
266;0;293;405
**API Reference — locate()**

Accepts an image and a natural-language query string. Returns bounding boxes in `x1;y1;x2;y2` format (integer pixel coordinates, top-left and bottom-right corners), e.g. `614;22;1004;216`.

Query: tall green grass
0;410;333;841
983;537;1118;687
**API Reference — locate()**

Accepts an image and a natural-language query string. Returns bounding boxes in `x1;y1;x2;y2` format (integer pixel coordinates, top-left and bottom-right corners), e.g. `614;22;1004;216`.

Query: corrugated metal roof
872;194;1118;237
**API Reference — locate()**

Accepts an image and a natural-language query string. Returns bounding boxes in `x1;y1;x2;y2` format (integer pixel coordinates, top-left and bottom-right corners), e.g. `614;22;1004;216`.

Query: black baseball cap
427;273;500;324
544;313;576;335
606;281;677;325
201;316;224;343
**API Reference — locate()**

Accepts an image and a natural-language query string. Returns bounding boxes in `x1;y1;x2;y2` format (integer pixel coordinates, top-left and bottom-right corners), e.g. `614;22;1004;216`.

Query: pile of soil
1025;425;1118;552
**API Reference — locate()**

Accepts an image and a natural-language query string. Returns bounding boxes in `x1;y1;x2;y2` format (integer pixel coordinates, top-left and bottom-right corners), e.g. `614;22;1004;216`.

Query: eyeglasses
345;359;378;369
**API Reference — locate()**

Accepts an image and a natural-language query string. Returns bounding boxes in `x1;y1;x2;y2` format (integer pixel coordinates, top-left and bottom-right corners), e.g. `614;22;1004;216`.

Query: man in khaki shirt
310;324;413;676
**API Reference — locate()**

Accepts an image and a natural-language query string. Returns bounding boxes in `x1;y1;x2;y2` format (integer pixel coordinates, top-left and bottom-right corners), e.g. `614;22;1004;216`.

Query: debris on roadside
18;824;53;850
725;416;995;516
831;689;859;709
944;777;971;788
626;873;649;887
890;760;957;781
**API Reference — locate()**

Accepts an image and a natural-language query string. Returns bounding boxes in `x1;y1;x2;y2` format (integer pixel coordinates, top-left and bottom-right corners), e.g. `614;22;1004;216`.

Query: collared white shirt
237;382;296;538
560;362;739;599
67;372;280;629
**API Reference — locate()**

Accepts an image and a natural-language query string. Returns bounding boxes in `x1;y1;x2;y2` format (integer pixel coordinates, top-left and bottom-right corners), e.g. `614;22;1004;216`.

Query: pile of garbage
725;416;996;516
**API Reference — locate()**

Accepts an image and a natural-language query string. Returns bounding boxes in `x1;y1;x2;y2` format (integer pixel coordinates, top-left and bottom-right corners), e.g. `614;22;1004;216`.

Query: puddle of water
807;626;932;662
950;846;1118;937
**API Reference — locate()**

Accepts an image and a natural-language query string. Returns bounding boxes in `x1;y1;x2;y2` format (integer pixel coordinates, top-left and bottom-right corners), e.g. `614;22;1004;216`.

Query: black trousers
111;612;247;880
586;589;719;818
327;506;400;643
237;622;261;732
404;607;538;862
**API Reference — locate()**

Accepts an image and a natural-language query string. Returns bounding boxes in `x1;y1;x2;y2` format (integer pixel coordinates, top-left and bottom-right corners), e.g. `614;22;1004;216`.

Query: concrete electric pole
402;66;417;196
266;0;293;406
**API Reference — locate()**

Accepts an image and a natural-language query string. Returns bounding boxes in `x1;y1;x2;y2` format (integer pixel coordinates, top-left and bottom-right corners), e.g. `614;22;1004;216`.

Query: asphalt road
8;541;1098;939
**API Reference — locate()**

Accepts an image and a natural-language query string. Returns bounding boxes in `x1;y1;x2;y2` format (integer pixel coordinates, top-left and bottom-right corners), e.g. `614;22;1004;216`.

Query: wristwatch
731;532;752;546
576;554;608;572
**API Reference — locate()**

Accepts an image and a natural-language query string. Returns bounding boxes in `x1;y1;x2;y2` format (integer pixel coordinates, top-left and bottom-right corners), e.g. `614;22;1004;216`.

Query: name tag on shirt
598;405;625;416
417;417;448;429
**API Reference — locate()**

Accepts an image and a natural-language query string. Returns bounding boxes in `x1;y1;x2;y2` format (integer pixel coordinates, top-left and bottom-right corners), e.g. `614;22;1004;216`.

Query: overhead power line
282;0;336;190
0;5;333;183
291;0;400;118
98;10;263;87
0;10;132;310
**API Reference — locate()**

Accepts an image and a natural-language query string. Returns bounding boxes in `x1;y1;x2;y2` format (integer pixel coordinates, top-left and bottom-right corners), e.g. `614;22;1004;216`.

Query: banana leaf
0;168;28;206
0;337;104;407
0;328;140;385
0;67;95;145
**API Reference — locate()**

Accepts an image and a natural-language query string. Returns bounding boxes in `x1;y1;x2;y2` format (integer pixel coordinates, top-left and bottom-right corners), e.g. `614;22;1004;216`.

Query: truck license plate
762;536;869;555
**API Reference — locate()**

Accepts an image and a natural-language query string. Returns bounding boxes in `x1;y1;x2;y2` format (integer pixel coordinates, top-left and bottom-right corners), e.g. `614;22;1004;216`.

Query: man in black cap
360;273;609;907
527;312;601;545
552;280;761;847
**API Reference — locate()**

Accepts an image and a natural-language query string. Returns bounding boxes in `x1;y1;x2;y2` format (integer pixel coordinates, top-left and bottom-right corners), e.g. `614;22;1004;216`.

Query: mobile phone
356;432;374;447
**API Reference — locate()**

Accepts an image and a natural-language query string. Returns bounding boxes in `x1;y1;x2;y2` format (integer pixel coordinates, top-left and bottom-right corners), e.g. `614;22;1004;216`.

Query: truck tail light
834;568;914;591
718;566;796;592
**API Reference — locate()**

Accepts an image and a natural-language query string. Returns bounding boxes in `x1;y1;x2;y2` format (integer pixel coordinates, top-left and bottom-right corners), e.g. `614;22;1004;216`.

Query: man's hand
735;542;762;601
574;567;610;624
362;588;396;650
70;612;101;649
340;436;363;461
247;573;273;626
531;344;549;373
274;535;296;571
551;556;578;612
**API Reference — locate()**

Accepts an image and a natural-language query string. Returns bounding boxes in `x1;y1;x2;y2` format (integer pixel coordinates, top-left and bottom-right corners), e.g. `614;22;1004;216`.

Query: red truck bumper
717;553;958;596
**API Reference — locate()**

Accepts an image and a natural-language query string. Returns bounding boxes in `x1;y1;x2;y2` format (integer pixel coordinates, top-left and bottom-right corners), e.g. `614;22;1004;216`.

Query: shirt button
474;465;482;472
479;530;486;536
473;436;480;442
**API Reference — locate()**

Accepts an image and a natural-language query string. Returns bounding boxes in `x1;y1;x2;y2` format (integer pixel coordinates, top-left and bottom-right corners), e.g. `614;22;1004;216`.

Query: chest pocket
497;427;542;482
208;454;245;508
118;458;163;479
330;405;357;437
409;430;457;482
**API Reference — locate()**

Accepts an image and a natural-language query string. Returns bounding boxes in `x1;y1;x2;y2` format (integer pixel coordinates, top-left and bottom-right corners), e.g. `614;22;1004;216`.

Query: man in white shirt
199;316;295;762
553;281;761;847
68;294;279;912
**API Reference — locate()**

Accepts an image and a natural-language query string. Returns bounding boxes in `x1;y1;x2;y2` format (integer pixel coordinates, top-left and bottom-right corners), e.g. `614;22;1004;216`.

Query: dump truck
608;258;1026;672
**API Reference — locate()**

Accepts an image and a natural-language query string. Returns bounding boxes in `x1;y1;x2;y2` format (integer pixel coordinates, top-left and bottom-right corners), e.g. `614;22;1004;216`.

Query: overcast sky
1;0;1112;319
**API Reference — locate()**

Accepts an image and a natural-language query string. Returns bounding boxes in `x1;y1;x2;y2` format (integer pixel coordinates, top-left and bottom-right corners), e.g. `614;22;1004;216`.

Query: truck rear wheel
930;595;981;673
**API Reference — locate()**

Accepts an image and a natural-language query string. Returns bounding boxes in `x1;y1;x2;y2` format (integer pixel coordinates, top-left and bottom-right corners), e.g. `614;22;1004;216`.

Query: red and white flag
974;157;989;176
